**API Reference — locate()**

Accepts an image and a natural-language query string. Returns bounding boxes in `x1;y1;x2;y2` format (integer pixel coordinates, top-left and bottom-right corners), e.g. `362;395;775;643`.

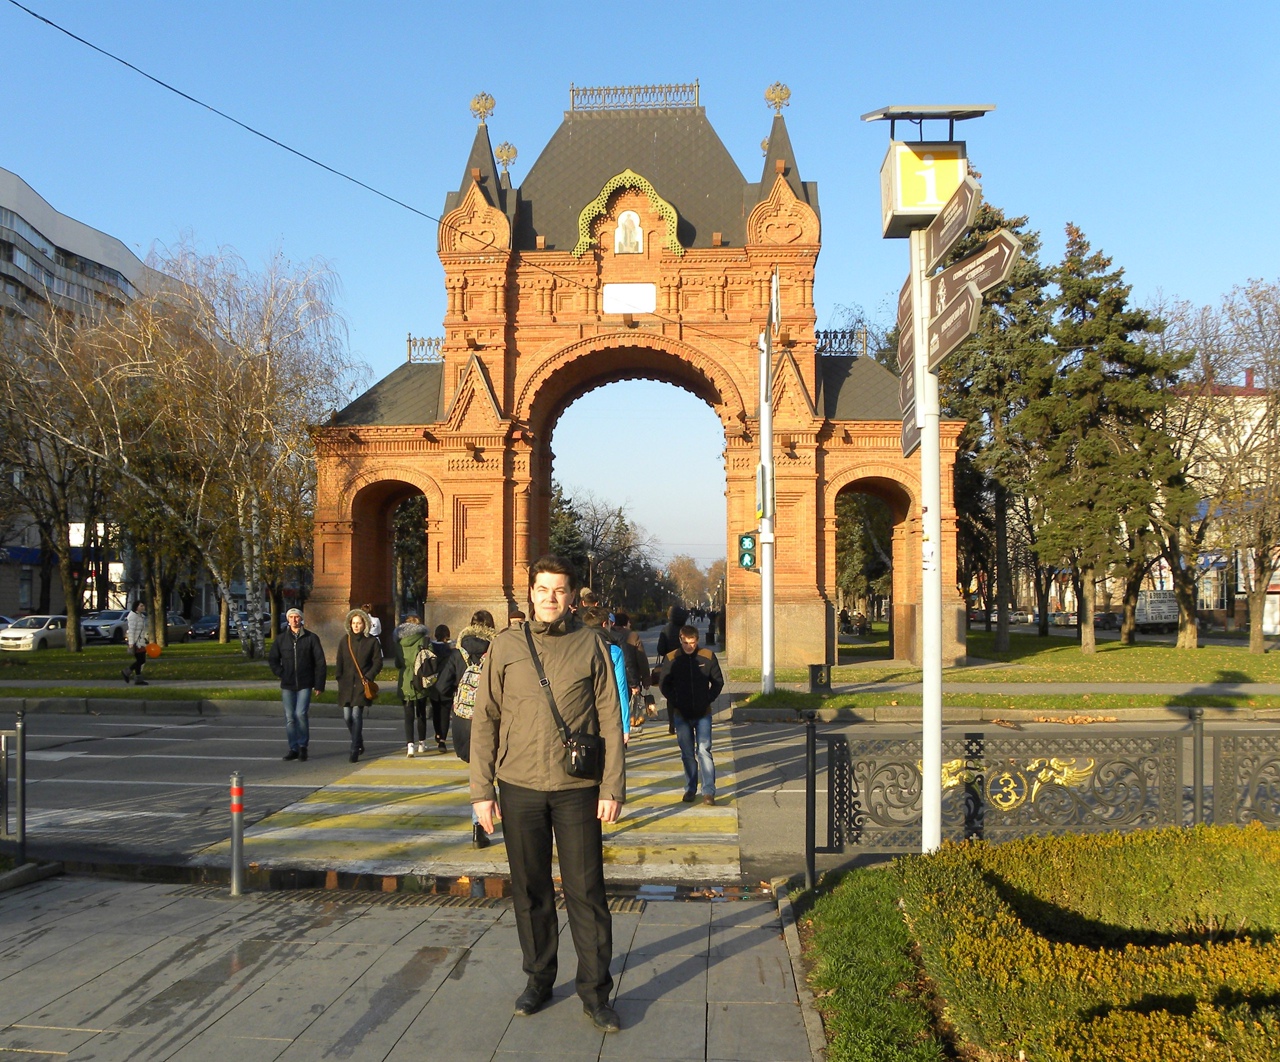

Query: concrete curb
0;861;63;892
774;876;827;1062
0;697;281;716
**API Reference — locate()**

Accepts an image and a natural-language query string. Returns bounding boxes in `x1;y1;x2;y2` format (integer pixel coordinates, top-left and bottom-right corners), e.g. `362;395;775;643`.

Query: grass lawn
801;826;1280;1061
0;639;402;703
728;625;1280;687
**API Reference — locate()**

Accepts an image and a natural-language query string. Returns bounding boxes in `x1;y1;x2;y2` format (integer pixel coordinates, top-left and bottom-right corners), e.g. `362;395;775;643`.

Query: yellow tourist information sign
878;141;969;238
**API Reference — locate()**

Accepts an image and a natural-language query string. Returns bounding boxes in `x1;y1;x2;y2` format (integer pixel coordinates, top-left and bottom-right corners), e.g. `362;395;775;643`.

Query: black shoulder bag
524;623;604;782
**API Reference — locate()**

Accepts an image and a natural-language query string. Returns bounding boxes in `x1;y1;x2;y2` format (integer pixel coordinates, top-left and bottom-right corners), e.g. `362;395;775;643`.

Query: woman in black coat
334;607;383;762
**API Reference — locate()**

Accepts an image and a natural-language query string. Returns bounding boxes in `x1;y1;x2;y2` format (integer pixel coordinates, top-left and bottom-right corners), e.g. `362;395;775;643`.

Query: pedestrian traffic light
738;532;758;571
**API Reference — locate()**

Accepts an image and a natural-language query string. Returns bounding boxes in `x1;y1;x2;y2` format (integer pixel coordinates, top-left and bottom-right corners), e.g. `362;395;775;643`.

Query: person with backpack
334;607;383;763
434;610;497;846
426;624;453;753
394;613;434;758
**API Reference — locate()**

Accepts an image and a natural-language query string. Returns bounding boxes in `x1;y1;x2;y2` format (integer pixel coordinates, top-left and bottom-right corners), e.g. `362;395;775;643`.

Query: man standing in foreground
471;555;626;1033
659;625;724;805
267;608;326;762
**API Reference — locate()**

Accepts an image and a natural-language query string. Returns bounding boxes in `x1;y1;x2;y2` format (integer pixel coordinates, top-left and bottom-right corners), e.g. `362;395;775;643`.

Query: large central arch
307;85;965;666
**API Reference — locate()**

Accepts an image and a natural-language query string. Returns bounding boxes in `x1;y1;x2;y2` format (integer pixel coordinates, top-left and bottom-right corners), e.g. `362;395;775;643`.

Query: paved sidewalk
0;875;811;1062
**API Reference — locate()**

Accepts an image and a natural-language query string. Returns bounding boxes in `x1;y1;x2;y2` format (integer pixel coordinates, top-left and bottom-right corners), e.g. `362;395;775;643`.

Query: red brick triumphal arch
309;84;965;668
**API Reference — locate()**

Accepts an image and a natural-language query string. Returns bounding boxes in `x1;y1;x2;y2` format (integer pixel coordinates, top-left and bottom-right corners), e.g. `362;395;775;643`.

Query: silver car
0;615;69;651
82;609;129;643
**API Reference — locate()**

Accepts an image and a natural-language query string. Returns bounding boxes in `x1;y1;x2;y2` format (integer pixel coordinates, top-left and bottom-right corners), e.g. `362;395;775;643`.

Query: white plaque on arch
602;283;656;314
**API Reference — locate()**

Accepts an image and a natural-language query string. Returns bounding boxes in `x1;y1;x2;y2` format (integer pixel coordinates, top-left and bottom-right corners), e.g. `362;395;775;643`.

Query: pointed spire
758;111;806;205
458;118;504;210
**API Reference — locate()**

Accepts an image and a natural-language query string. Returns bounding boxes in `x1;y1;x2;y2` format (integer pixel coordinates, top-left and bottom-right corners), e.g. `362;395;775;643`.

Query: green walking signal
738;532;758;571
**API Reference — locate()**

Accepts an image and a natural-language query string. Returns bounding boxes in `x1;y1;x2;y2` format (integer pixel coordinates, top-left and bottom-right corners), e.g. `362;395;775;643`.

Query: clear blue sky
7;1;1278;568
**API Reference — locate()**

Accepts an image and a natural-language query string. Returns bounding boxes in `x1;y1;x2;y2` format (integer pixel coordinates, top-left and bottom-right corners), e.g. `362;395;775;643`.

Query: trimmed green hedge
803;826;1280;1061
899;826;1280;1060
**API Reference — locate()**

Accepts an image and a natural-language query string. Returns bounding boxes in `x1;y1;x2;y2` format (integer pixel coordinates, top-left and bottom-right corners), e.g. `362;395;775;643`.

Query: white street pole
759;319;776;695
911;228;943;853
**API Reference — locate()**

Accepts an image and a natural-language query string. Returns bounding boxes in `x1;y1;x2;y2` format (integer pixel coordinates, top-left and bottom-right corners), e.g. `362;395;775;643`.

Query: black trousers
498;782;613;1008
402;699;427;744
430;695;450;742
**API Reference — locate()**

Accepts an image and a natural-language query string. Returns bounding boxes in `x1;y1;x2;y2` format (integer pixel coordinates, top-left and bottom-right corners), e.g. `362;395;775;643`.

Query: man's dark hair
613;611;630;628
529;554;580;590
579;607;608;628
471;610;496;629
668;605;687;625
679;625;699;641
434;624;450;640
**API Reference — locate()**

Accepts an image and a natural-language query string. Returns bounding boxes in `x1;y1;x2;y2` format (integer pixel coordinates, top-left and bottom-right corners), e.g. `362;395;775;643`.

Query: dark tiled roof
819;357;902;420
757;113;807;205
331;362;444;426
511;108;751;251
443;124;515;228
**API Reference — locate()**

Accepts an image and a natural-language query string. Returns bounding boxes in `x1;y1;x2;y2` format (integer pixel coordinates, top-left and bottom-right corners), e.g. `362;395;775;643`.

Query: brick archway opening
520;339;742;586
348;479;427;650
834;476;915;661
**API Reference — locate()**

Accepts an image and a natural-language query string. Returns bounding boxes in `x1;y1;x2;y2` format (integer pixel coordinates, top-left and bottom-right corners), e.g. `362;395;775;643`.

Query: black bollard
805;712;817;891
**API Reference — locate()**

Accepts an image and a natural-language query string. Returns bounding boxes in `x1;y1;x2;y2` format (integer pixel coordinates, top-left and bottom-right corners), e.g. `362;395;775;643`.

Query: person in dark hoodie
433;610;497;846
394;613;432;758
427;624;453;752
334;607;383;763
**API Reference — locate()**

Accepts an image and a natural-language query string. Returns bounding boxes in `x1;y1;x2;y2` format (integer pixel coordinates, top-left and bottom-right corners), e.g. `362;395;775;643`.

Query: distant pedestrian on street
335;607;383;763
435;610;498;845
268;608;326;762
654;606;688;733
122;600;150;685
427;624;453;752
470;556;625;1033
394;613;432;757
361;603;383;640
659;625;724;805
581;607;631;746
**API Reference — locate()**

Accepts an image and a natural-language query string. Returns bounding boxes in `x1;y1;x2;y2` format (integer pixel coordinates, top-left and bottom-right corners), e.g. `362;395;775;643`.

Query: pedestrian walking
362;602;383;639
654;606;688;733
471;556;625;1034
122;600;150;685
335;607;383;763
267;608;326;761
581;607;631;746
435;610;497;845
658;624;724;805
427;624;453;752
394;613;432;757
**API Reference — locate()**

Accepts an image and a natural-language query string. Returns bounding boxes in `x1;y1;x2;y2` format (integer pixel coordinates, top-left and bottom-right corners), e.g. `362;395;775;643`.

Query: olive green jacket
469;614;625;804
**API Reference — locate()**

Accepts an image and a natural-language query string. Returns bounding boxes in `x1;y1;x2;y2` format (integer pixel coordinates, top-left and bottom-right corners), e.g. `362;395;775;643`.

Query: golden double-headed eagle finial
470;92;496;124
764;82;791;115
495;142;518;174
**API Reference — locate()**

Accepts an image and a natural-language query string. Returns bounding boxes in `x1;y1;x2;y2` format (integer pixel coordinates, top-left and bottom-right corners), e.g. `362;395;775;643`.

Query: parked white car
0;615;69;651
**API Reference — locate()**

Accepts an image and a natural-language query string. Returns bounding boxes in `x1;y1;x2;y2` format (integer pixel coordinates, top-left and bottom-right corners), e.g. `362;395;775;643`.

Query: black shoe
358;743;365;753
349;751;358;763
299;747;308;762
438;740;447;753
681;789;696;803
283;749;299;761
584;1001;621;1033
513;984;551;1016
473;823;491;849
122;668;133;684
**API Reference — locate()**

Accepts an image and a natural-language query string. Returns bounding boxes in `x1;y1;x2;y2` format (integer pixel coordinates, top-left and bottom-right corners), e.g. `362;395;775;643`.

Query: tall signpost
758;270;780;694
863;104;1018;852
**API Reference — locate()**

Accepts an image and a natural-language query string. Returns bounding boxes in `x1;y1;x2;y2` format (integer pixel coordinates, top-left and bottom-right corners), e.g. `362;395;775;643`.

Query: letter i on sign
915;154;940;205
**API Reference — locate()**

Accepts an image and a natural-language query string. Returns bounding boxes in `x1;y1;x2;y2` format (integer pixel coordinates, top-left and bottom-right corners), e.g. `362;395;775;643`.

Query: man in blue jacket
267;608;326;762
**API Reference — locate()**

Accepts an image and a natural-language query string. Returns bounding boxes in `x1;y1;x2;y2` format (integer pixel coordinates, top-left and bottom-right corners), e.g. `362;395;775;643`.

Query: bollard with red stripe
229;771;244;897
